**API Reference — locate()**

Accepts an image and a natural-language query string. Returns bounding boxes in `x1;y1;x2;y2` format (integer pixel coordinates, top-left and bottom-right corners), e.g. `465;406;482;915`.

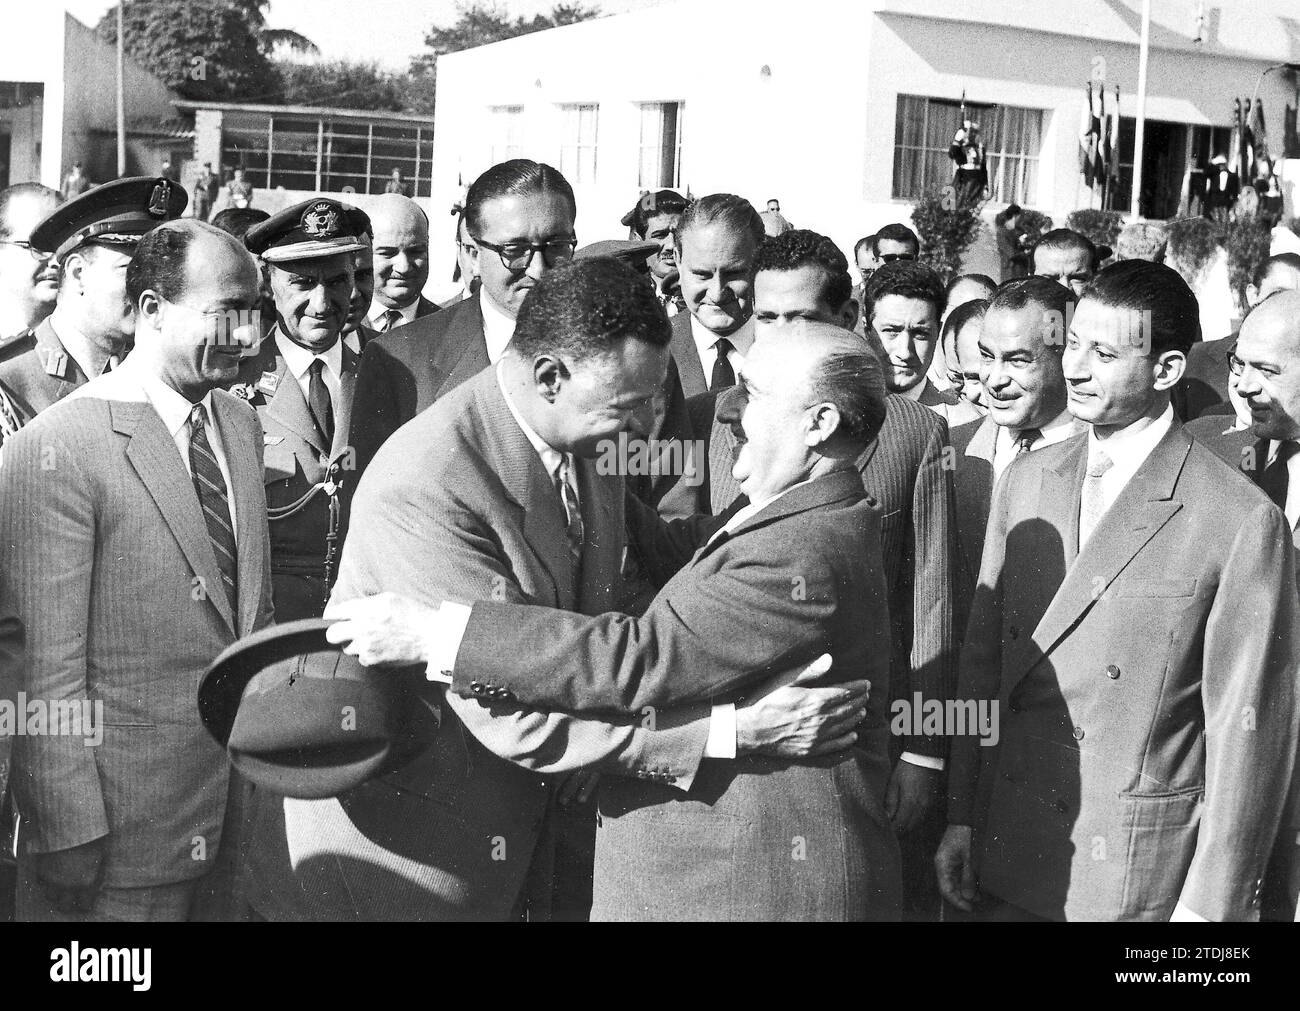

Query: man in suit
1178;253;1300;421
349;159;578;476
260;259;868;921
0;184;62;351
939;298;990;412
1031;228;1108;297
331;310;901;921
666;193;763;398
0;177;187;443
0;219;273;921
238;198;370;623
364;194;438;334
937;260;1300;921
628;188;689;317
343;212;378;353
951;277;1083;613
864;260;981;430
1204;154;1239;222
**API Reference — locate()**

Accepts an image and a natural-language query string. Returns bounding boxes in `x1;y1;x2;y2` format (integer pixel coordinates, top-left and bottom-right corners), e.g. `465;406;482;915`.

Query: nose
1062;346;1088;382
715;384;748;427
628;401;657;439
705;272;727;304
306;283;332;317
1235;366;1262;400
985;360;1009;390
525;247;549;281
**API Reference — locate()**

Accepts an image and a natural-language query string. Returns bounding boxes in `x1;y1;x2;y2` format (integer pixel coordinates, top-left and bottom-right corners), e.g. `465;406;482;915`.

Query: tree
97;0;316;102
278;60;405;112
406;2;601;112
911;186;987;283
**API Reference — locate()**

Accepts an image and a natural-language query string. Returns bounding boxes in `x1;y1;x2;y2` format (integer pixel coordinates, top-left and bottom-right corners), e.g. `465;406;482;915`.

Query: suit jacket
452;469;902;919
0;317;91;441
349;293;489;476
668;311;708;399
0;368;273;888
949;422;1300;921
235;334;358;619
1176;335;1234;421
664;390;957;758
256;367;712;921
916;378;982;430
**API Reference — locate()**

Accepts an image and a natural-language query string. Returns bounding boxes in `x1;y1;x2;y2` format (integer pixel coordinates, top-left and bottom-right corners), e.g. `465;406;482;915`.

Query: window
490;105;524;165
892;95;1043;205
639;102;683;189
559;104;598;184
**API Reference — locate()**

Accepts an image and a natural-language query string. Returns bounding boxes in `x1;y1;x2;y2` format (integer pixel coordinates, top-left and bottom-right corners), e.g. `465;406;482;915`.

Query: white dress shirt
480;290;517;365
367;298;419;331
1082;404;1174;524
992;408;1078;482
690;315;754;390
1267;440;1300;531
275;330;343;413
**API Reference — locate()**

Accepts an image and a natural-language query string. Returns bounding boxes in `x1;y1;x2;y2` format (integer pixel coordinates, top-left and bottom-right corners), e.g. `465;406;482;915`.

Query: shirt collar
689;314;754;358
496;359;568;481
722;475;817;536
274;328;343;382
480;290;516;365
1087;403;1174;470
896;377;928;403
367;298;419;328
132;362;217;439
47;309;103;379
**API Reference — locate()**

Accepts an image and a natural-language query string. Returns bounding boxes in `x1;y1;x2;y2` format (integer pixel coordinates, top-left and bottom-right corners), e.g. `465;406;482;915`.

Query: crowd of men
0;154;1297;923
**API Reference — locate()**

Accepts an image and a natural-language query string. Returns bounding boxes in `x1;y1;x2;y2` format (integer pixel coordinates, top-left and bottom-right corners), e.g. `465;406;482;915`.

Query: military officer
239;198;370;621
0;177;187;443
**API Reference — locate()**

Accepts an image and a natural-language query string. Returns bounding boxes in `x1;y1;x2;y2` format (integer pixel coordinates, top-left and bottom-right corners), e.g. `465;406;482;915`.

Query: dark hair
988;276;1076;348
861;259;945;326
810;347;888;450
871;223;919;258
854;235;875;259
512;256;670;365
126;223;202;308
464;159;576;238
1078;259;1200;356
1255;252;1300;290
941;298;989;350
628;189;690;238
0;183;62;240
942;272;996;312
211;207;270;241
1031;228;1100;272
995;203;1022;226
675;193;764;250
753;229;853;309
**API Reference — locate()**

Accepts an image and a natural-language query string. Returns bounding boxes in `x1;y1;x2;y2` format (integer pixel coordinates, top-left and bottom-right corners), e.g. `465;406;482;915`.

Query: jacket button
1008;625;1020;640
1105;665;1121;679
1072;726;1085;741
469;681;484;695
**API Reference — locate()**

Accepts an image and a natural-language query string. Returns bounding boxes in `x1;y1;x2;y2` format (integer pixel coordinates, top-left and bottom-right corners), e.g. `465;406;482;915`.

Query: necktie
307;358;334;447
711;337;735;391
554;456;584;575
1259;442;1299;512
101;354;120;375
1078;448;1114;550
1015;427;1041;456
379;309;402;332
189;404;238;617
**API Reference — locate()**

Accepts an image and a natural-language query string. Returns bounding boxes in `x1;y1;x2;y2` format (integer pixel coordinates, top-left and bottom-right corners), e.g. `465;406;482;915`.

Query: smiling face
676;221;759;337
979;302;1067;430
950;315;990;413
643;211;682;283
470;191;576;317
269;253;352;353
1234;293;1300;442
870;293;939;393
0;188;62;320
370;197;430;310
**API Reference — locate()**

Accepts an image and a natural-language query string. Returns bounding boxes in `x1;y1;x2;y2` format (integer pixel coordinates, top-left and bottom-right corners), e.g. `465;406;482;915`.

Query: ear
804;401;842;447
1152;349;1186;391
137;289;163;329
1246;283;1261;307
839;298;860;332
532;354;565;404
62;251;89;293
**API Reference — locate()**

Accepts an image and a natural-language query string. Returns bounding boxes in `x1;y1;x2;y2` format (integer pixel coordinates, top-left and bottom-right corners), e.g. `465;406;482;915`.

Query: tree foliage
278;60;405;111
911;187;987;283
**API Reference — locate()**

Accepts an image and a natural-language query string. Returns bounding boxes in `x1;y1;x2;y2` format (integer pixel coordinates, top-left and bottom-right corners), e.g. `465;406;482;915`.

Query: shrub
1223;213;1272;310
1017;208;1053;249
1066;208;1125;249
911;186;986;283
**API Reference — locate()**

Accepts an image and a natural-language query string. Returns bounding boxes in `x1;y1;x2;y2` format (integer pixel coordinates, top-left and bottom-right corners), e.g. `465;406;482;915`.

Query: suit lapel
670;313;708;398
116;399;236;636
212;392;264;637
433;297;490;400
331;344;359;460
709;416;744;514
264;351;327;456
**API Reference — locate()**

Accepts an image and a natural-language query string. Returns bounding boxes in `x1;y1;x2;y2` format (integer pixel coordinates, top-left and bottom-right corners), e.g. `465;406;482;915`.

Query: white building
429;0;1300;280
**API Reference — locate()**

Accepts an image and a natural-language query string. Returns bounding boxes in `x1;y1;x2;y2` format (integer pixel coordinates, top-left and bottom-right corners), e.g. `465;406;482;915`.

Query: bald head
1234;290;1300;442
369;194;430;311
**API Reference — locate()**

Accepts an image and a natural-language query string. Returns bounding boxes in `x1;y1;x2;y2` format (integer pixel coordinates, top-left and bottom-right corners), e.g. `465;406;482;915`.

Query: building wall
0;97;45;186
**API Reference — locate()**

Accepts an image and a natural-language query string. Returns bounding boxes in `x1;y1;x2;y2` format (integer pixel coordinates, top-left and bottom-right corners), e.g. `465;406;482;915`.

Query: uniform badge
300;200;340;239
148;180;172;218
256;371;280;396
231;382;257;401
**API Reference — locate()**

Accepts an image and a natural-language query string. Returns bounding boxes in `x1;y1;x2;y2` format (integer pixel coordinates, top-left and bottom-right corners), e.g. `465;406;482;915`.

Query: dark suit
667;311;708;398
0;317;91;442
950;422;1300;920
1176;335;1234;421
451;469;902;920
253;367;712;920
234;334;358;622
349;293;489;475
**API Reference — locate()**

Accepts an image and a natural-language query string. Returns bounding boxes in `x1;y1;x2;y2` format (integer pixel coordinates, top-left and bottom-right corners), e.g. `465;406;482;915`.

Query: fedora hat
198;618;432;798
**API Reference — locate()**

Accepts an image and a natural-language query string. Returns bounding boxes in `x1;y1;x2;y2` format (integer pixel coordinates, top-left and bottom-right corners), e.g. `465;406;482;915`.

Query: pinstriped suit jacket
0;367;273;888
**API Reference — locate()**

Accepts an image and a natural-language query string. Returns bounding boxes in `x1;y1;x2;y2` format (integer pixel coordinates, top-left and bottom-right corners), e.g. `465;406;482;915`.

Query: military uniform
0;319;91;441
234;333;358;622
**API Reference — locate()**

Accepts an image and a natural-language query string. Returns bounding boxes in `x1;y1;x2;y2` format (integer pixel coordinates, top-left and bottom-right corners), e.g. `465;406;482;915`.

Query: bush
1017;208;1053;249
1165;217;1223;289
1066;208;1125;250
1223;213;1272;309
911;186;986;283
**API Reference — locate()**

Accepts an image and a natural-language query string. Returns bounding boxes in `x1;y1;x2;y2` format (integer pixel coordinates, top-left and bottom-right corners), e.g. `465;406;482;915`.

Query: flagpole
116;1;126;178
1130;0;1151;218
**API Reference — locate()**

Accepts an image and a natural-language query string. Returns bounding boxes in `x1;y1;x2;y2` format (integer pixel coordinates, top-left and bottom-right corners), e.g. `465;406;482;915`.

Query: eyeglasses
1226;350;1244;377
0;239;53;262
472;235;577;271
878;252;916;264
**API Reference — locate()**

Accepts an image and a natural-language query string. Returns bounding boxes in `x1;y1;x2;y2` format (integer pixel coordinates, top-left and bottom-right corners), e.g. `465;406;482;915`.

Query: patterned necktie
1015;427;1042;456
189;403;238;617
554;456;584;575
379;309;402;332
1259;442;1299;511
307;358;334;446
711;337;735;391
1078;448;1114;550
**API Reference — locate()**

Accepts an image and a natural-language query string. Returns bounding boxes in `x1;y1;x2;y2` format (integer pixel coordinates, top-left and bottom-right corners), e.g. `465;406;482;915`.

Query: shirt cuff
900;751;945;771
424;601;473;683
702;703;737;759
1169;901;1208;922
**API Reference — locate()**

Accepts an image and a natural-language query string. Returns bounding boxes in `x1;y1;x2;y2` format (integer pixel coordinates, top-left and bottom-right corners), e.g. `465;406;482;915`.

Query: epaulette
0;329;36;365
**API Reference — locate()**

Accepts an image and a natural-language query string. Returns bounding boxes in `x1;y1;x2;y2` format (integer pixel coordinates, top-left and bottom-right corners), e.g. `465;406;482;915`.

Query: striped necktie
189;403;238;617
379;309;402;332
1078;448;1114;550
554;456;584;576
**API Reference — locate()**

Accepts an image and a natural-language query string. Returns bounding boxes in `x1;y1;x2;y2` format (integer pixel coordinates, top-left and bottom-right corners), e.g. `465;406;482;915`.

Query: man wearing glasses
350;159;577;477
0;177;186;445
0;184;63;352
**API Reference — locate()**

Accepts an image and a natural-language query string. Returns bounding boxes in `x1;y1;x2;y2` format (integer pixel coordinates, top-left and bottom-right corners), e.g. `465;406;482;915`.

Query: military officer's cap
575;239;660;263
244;198;369;264
30;176;189;260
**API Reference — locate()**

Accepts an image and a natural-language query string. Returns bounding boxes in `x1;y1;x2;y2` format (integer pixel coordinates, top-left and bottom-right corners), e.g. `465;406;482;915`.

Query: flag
1079;83;1099;188
1093;86;1108;187
1108;86;1120;182
1229;98;1243;180
1242;98;1255;181
1247;96;1269;181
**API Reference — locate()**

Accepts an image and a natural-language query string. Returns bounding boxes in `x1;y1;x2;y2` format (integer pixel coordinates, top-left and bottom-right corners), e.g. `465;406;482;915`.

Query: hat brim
260;238;369;263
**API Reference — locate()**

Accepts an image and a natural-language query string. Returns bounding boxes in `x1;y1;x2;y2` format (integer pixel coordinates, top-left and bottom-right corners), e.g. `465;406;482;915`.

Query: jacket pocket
1119;786;1203;919
1113;578;1197;599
